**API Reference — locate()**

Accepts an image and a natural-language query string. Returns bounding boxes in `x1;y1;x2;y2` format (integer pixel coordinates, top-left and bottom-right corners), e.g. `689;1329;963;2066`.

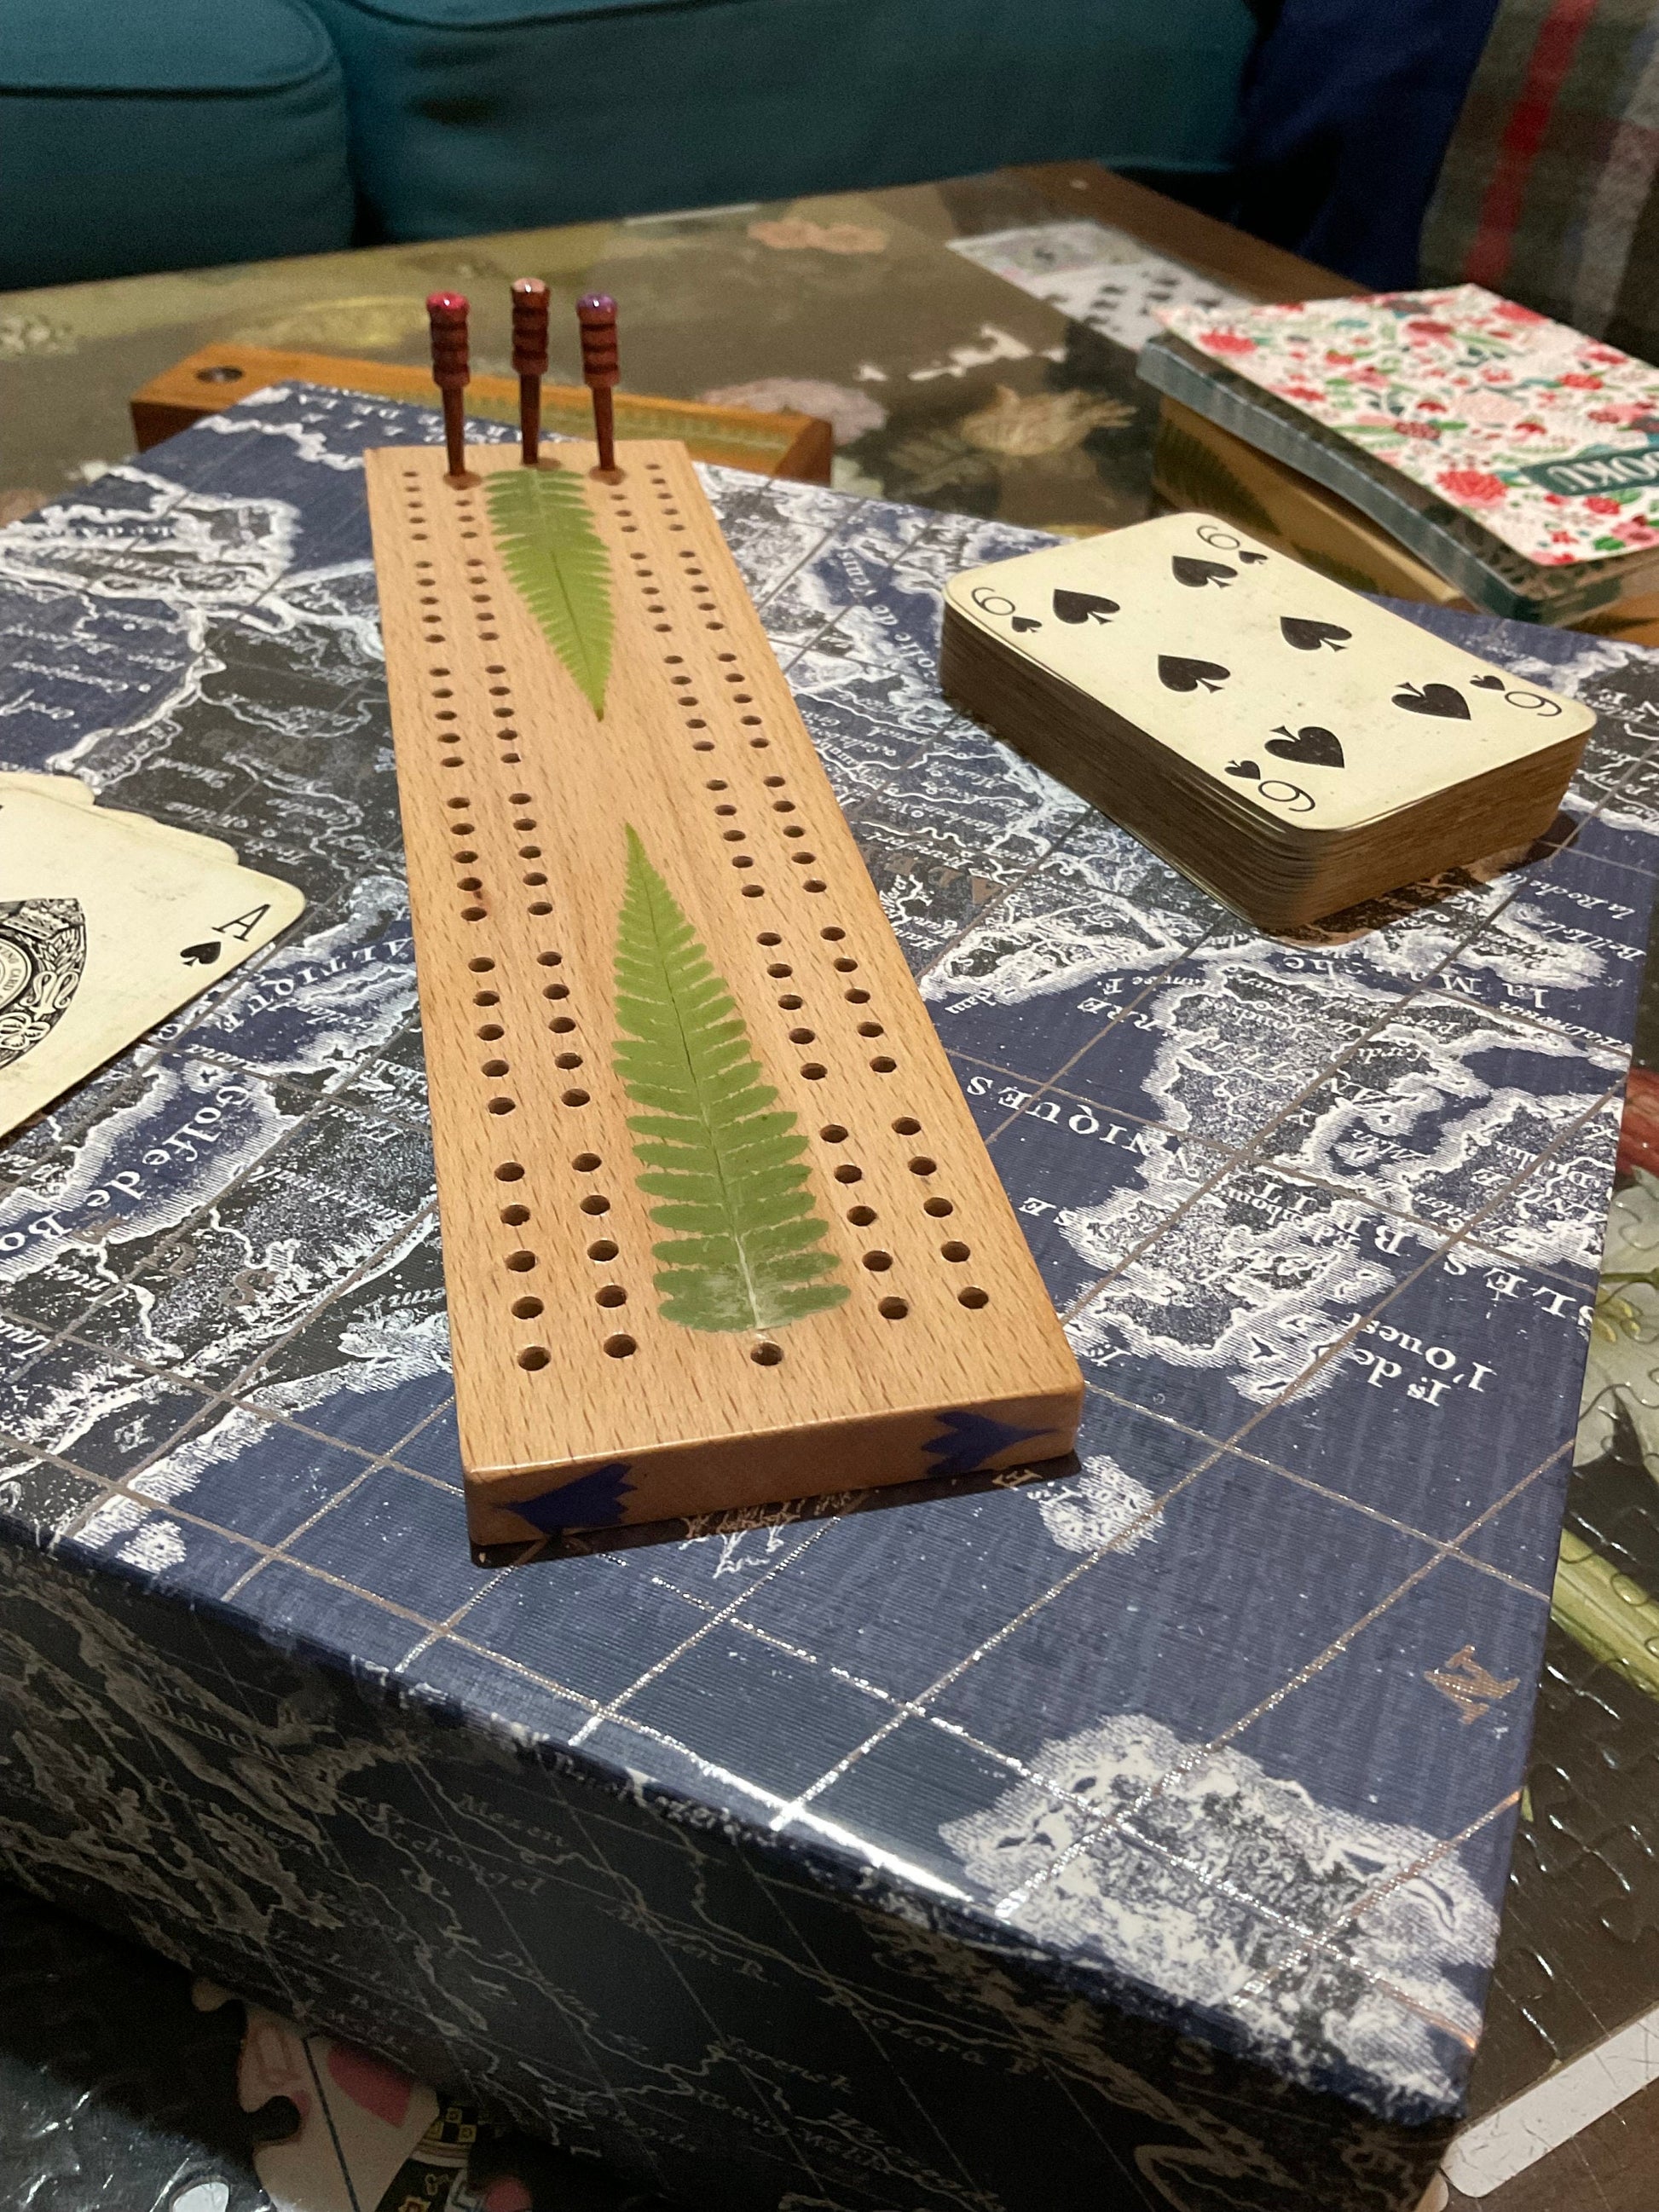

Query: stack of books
1139;285;1659;643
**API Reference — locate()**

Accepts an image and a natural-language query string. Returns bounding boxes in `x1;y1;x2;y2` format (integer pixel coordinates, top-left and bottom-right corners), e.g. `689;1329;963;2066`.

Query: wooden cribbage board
365;440;1082;1546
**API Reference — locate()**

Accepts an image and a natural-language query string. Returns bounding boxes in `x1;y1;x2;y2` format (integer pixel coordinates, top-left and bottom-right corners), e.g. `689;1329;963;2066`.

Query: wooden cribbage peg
576;292;620;474
511;277;549;466
426;291;472;482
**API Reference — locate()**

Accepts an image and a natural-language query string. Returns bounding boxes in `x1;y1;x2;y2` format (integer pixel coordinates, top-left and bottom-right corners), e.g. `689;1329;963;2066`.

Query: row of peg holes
411;460;989;1372
405;463;636;1367
629;467;884;1097
818;1108;987;1318
633;462;985;1330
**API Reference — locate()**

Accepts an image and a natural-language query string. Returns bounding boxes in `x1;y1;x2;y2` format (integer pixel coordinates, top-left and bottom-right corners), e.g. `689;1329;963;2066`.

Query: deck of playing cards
939;513;1598;930
0;775;304;1137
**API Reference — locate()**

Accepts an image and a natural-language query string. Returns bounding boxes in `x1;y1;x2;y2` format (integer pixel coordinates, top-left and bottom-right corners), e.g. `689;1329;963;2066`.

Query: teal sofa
1;0;357;292
3;0;1257;290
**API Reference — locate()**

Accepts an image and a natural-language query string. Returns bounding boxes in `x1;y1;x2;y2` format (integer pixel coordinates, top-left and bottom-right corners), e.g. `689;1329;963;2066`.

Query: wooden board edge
1015;161;1356;304
130;343;833;481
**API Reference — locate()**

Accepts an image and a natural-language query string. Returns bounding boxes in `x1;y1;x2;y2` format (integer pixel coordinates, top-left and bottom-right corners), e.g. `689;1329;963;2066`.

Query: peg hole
595;1285;627;1308
847;1204;876;1226
517;1345;552;1370
505;1250;536;1273
500;1204;529;1226
958;1287;990;1310
587;1238;618;1262
604;1334;637;1359
751;1342;783;1366
580;1194;610;1216
941;1241;971;1262
878;1297;909;1321
923;1196;953;1217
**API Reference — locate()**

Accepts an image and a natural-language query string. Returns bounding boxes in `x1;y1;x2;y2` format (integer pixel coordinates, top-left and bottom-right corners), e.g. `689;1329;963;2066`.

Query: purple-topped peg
576;292;620;471
426;291;471;481
511;277;550;465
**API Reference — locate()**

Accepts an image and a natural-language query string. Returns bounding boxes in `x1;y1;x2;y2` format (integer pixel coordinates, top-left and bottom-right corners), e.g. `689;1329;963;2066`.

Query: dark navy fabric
1228;0;1505;289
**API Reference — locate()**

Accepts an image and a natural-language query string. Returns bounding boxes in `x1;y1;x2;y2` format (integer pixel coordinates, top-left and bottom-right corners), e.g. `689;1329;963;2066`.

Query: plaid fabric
1423;0;1659;359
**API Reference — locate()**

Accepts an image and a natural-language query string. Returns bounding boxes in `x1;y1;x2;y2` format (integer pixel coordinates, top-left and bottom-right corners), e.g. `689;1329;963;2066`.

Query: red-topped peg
576;292;619;472
426;291;470;480
511;277;549;465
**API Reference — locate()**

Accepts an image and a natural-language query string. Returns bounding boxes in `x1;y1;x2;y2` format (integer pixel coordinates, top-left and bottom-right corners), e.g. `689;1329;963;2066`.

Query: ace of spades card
939;511;1597;927
0;781;303;1136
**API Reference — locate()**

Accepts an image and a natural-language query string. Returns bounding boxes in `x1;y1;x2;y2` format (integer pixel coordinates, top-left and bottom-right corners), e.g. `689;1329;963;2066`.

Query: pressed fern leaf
613;828;847;1334
485;465;613;717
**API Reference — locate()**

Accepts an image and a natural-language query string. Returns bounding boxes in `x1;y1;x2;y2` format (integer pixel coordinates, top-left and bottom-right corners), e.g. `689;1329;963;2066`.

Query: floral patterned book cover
1159;285;1659;571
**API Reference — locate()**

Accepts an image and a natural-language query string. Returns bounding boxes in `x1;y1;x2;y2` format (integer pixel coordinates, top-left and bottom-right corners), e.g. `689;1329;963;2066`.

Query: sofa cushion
0;0;355;290
308;0;1255;241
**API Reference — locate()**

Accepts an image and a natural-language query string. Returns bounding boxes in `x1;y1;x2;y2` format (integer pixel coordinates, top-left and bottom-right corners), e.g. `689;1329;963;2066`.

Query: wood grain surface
365;438;1082;1545
133;345;834;482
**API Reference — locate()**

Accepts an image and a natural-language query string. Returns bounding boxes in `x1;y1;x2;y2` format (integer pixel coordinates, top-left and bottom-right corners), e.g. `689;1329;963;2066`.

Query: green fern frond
612;828;847;1334
485;465;612;717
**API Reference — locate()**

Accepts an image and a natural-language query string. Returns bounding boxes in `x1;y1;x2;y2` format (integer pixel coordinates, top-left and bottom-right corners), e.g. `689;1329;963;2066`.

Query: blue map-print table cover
0;384;1655;2212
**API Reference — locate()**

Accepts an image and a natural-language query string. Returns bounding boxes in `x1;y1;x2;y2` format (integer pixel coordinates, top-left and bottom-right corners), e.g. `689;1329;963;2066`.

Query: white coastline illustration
942;1712;1497;2111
